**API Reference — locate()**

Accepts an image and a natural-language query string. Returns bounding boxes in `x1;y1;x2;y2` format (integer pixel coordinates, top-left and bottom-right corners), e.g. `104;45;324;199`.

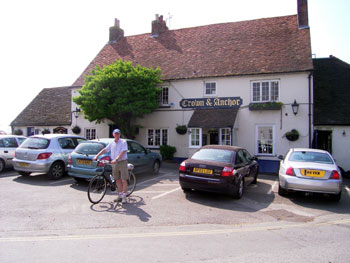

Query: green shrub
13;129;23;135
160;145;177;160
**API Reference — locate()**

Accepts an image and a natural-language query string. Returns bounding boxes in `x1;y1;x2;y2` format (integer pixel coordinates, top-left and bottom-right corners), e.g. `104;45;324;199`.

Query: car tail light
97;156;111;167
68;154;72;164
179;162;186;172
221;167;235;177
286;167;295;176
37;152;52;160
330;170;340;179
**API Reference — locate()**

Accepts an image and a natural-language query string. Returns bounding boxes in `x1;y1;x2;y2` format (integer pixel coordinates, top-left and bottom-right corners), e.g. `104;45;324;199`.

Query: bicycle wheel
88;175;107;204
126;172;136;196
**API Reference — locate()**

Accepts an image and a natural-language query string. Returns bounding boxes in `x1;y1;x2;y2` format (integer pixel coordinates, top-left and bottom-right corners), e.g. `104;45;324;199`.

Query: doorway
314;130;332;154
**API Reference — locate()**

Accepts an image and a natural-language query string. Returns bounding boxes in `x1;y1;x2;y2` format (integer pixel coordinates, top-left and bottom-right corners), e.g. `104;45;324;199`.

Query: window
129;141;146;154
85;128;96;140
158;87;169;106
189;128;202;148
251;80;279;102
220;128;231;145
147;128;168;147
0;138;18;148
204;82;216;96
58;138;75;149
256;125;274;155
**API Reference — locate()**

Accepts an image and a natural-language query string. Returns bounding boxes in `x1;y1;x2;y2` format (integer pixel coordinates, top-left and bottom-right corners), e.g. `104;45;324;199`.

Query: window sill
249;102;282;111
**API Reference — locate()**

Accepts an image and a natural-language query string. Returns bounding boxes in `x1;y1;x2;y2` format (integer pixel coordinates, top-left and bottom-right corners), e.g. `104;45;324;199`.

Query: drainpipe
308;71;313;148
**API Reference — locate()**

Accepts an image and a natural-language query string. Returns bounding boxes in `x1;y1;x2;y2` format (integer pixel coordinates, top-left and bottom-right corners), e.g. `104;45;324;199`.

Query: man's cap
113;129;121;134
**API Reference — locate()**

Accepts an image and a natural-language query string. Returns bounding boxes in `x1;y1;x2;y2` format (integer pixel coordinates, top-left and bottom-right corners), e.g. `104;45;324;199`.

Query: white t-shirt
104;139;128;161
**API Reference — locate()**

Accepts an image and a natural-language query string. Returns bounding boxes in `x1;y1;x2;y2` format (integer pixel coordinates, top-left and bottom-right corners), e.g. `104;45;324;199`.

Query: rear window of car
20;137;50;150
289;151;334;164
74;142;105;155
192;149;233;163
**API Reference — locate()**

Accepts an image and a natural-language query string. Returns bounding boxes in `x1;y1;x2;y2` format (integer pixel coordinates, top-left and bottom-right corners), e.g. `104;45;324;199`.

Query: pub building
12;0;315;173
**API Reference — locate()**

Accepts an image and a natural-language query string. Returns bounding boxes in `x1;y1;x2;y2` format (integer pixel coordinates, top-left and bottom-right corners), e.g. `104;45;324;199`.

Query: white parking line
137;174;175;186
49;178;74;185
268;181;278;195
152;187;181;200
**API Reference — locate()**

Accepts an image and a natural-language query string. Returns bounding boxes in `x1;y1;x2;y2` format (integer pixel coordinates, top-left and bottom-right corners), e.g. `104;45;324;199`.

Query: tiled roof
313;56;350;125
73;15;313;86
188;108;238;128
11;87;72;126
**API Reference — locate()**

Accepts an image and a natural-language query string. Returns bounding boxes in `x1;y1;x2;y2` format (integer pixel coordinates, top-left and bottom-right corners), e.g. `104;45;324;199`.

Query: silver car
0;135;27;173
278;148;342;201
13;134;85;180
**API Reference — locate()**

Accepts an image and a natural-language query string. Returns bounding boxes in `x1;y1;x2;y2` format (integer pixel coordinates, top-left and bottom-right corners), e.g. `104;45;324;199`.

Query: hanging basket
72;126;81;134
285;129;299;141
176;125;187;135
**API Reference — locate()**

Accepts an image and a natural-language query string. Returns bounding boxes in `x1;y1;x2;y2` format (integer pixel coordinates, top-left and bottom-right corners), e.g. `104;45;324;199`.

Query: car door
127;141;149;174
242;149;258;182
235;150;252;184
0;137;19;166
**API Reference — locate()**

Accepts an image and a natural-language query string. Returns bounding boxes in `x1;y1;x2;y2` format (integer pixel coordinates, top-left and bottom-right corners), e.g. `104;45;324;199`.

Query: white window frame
159;86;169;106
219;128;231;146
147;128;168;147
85;128;96;140
189;128;202;148
251;80;280;102
204;82;217;97
255;125;275;156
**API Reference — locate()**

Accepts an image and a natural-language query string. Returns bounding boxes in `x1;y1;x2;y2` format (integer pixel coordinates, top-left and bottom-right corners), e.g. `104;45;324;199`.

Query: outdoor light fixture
72;107;81;119
291;99;299;116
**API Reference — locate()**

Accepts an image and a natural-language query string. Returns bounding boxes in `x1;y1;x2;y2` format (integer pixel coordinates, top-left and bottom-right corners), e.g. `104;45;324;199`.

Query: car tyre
152;160;160;174
251;168;259;184
181;186;191;193
0;159;4;173
278;184;288;196
233;177;244;199
18;171;31;176
48;162;65;180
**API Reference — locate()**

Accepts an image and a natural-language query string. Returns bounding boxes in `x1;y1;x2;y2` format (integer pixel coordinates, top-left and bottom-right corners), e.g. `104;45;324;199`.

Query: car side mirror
278;155;284;160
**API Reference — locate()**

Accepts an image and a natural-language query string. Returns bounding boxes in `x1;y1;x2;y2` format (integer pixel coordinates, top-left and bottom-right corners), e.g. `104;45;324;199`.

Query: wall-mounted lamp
343;130;346;137
291;99;299;116
72;107;81;119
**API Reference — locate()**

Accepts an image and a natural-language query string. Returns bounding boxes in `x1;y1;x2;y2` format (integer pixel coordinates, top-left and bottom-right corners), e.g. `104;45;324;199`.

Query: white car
278;148;342;201
0;135;27;173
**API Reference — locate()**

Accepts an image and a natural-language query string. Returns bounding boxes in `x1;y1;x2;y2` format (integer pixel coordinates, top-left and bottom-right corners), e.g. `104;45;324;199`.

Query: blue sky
0;0;349;133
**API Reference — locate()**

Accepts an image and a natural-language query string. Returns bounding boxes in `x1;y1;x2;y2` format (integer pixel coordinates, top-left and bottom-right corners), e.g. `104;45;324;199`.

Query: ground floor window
85;128;96;140
220;128;231;145
189;128;201;148
147;128;168;147
256;125;274;155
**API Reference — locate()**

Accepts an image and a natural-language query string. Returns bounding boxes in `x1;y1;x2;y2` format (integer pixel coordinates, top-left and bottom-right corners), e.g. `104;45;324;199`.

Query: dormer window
204;82;216;96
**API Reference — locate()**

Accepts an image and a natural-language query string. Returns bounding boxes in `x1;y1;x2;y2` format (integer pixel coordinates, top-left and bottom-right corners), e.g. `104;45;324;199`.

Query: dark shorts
111;160;128;180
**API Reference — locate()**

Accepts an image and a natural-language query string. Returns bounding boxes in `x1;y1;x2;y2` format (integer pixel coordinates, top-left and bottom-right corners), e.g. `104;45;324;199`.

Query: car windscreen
74;142;105;155
20;137;50;149
289;151;334;164
191;149;233;163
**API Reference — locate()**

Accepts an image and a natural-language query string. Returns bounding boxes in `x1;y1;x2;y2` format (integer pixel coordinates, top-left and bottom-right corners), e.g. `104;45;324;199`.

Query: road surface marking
152;187;181;199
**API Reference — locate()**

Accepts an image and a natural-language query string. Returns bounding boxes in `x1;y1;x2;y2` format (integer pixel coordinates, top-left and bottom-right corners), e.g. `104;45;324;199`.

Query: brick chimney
109;18;124;43
297;0;309;29
151;14;168;37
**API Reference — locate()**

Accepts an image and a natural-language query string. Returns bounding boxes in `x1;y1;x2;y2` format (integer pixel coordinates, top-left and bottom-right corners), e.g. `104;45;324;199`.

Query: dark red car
179;145;259;199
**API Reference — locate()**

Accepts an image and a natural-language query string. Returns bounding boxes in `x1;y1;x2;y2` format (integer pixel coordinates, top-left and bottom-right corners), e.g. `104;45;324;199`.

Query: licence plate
193;167;213;175
18;162;30;167
77;159;92;165
301;169;325;177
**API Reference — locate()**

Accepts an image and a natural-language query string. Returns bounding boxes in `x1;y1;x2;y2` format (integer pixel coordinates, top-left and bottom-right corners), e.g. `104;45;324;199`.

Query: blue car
67;138;162;182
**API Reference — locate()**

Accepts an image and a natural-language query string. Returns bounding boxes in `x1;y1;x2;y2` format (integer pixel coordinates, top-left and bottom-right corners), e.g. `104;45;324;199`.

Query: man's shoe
122;195;127;204
114;195;122;202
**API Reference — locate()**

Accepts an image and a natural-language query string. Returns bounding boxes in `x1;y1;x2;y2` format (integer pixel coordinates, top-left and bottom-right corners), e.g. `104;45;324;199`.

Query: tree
73;60;162;138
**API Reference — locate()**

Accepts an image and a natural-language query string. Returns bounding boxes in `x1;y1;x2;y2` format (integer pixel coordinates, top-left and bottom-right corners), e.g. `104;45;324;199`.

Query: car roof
289;148;330;154
0;135;26;139
200;145;244;152
31;134;84;139
92;138;134;143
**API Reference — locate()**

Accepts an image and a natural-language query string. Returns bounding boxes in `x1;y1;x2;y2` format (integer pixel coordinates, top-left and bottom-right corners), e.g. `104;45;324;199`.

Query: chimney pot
151;14;168;37
109;18;124;43
297;0;309;29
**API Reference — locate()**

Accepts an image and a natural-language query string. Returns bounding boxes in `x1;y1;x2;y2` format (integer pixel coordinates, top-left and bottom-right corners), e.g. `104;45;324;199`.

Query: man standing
93;129;129;203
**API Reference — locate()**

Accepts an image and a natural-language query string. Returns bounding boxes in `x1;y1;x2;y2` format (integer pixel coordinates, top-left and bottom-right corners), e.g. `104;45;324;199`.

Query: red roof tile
73;15;313;86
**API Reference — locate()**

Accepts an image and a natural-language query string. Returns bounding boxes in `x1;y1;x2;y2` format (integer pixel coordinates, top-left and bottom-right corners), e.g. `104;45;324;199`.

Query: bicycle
87;160;136;204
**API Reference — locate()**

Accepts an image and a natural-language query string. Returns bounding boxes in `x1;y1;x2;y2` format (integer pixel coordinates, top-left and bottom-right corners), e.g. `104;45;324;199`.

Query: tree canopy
73;59;162;138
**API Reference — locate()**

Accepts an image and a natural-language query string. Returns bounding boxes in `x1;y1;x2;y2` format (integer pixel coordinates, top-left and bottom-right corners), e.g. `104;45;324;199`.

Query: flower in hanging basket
42;128;50;135
285;129;299;141
13;129;23;135
176;125;187;135
72;126;81;134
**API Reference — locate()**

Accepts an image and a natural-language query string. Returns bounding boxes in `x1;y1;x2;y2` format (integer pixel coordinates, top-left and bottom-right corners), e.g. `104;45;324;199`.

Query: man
93;129;129;203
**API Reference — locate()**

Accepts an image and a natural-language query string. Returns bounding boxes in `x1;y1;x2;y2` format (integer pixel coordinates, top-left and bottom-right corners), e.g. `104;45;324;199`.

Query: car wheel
278;184;288;196
181;187;191;193
233;177;244;199
330;191;341;202
18;171;31;176
0;159;4;173
251;168;259;184
48;162;65;180
152;160;160;174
